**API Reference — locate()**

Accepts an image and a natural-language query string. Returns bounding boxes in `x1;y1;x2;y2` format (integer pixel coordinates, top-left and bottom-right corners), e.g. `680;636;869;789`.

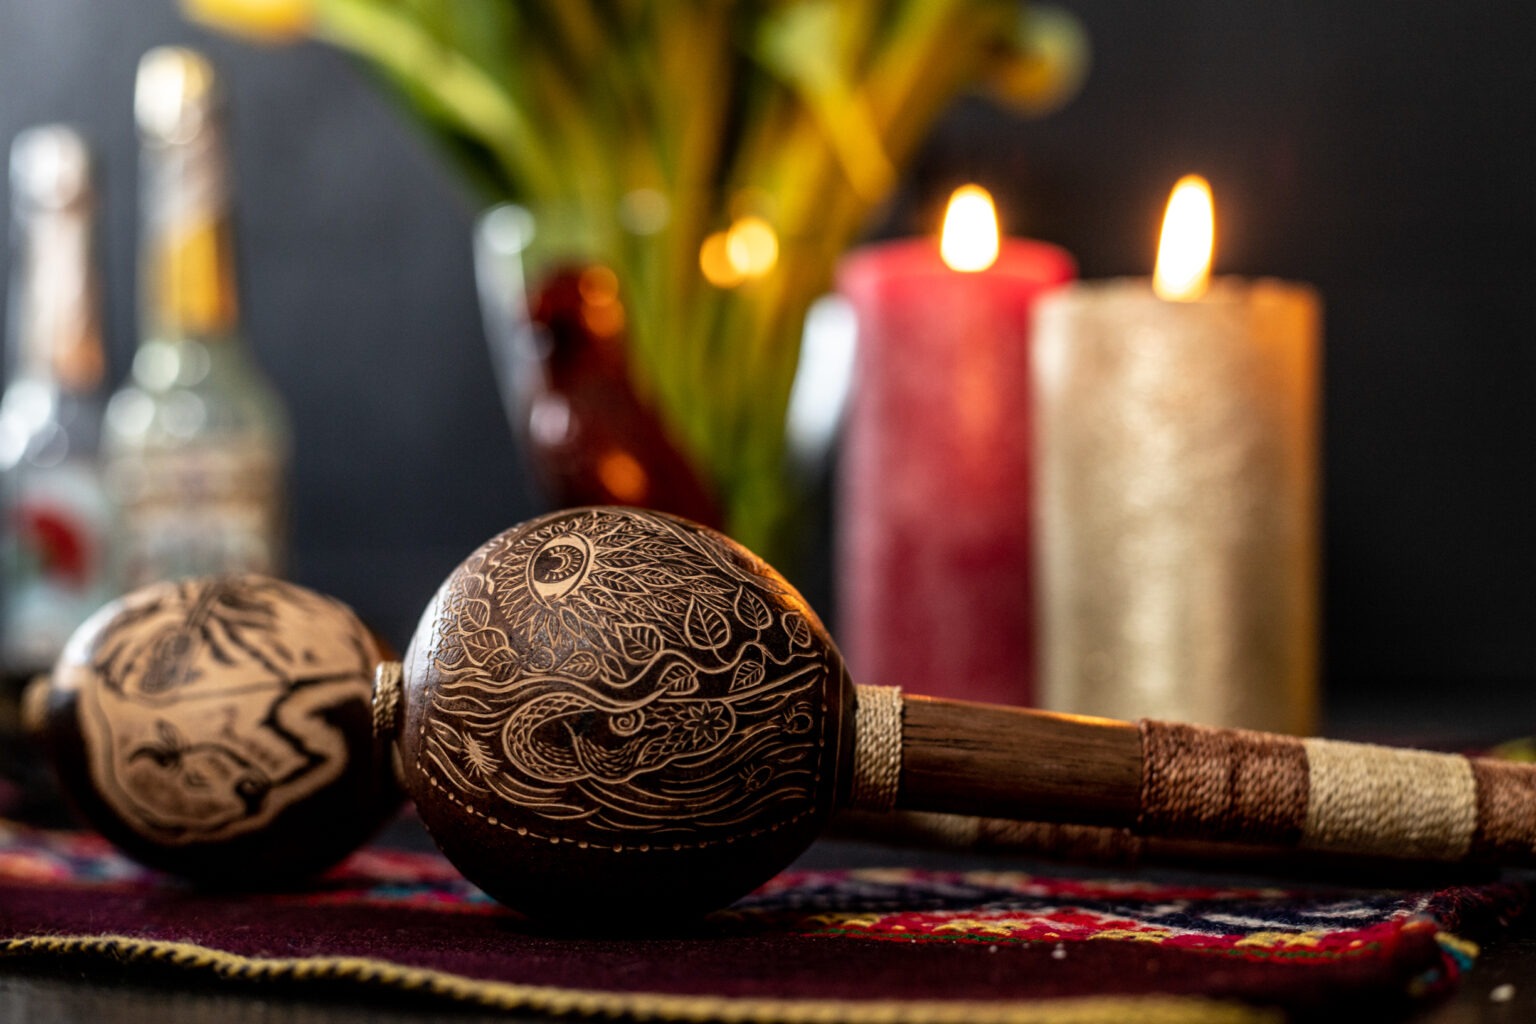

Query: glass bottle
0;125;115;681
103;47;290;588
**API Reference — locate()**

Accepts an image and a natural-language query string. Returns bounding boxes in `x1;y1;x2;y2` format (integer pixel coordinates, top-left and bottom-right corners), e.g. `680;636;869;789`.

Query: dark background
0;1;1531;726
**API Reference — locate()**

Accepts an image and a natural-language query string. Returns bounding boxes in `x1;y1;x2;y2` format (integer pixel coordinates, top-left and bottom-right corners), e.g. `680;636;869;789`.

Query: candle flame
940;185;1000;272
1153;175;1214;301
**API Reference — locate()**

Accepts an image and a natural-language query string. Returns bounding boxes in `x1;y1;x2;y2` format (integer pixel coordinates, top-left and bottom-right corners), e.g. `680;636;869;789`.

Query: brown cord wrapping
1471;759;1536;863
1138;720;1309;844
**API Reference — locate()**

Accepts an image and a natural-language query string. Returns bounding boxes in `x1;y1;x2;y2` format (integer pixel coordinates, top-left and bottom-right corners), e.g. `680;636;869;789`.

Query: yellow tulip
181;0;314;43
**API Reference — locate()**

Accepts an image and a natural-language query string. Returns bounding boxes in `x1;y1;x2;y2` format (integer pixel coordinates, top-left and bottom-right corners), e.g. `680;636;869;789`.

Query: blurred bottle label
109;442;283;587
1;462;114;671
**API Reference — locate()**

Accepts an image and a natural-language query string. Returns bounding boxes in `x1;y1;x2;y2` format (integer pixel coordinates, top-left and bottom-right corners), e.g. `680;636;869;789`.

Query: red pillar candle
836;187;1075;706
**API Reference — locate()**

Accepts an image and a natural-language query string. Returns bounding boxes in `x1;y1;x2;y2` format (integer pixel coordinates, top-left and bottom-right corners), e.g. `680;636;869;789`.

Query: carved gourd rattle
26;576;396;882
28;506;1536;918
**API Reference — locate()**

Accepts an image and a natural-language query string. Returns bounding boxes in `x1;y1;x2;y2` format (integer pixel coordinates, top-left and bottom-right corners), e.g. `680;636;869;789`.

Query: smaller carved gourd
30;576;398;883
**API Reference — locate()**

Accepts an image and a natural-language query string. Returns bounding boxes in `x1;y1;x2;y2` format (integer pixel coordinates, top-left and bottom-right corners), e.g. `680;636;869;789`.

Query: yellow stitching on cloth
0;934;1280;1024
849;685;903;811
1301;738;1477;860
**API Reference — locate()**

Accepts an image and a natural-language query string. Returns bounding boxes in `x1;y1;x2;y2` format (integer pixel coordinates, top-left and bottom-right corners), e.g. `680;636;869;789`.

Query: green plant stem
290;0;1069;560
651;4;742;481
311;0;563;198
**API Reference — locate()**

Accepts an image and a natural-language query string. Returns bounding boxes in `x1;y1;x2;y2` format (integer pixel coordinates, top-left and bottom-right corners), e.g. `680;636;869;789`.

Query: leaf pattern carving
730;657;765;693
594;571;646;595
477;646;519;682
660;662;699;694
459;597;493;631
684;597;731;651
782;610;813;649
462;627;512;667
559;650;602;680
619;622;665;663
735;588;773;632
632;567;681;589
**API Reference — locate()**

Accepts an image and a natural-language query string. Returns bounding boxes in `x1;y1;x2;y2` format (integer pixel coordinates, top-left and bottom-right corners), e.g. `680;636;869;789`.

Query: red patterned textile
0;818;1525;1022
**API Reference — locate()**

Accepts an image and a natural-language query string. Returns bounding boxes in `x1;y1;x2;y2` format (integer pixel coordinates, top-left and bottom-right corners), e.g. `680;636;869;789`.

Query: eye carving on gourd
421;508;835;841
528;535;592;603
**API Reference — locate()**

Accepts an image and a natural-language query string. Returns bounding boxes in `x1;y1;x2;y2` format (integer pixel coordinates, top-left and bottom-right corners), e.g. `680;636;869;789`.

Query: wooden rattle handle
853;687;1536;866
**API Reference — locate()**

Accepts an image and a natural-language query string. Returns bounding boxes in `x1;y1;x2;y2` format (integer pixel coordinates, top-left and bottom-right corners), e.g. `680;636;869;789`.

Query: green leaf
752;0;895;200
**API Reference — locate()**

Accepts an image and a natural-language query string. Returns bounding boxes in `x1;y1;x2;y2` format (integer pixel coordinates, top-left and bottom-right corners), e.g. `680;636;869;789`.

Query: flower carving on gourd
676;701;732;748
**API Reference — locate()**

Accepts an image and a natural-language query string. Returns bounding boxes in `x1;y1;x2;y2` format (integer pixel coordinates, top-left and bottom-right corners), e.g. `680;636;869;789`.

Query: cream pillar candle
1032;178;1320;734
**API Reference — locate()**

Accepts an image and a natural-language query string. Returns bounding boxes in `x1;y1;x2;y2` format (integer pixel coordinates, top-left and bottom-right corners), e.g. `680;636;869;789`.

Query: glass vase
474;204;723;530
473;203;852;568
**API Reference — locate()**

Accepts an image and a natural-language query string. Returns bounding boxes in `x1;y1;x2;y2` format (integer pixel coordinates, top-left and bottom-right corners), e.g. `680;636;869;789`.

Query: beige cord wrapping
1300;737;1477;861
849;685;903;811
